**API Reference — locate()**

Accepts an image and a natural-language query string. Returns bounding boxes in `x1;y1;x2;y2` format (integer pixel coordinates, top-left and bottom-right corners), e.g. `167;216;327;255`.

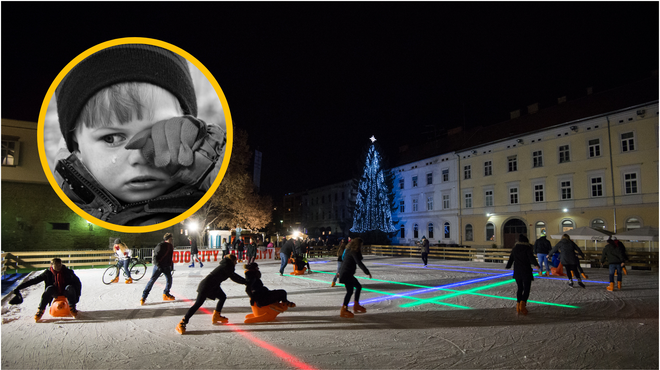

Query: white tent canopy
614;226;659;241
550;227;615;251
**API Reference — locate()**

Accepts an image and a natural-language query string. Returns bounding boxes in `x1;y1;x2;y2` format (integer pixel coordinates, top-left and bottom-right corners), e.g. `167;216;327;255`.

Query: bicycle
102;257;148;285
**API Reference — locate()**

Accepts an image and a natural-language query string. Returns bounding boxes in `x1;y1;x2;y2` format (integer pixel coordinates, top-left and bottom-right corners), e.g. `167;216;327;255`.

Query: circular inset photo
38;38;232;232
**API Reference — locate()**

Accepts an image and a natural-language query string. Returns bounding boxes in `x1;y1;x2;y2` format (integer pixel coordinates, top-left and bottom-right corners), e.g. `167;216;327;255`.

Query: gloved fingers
151;120;171;167
124;129;152;151
178;119;199;166
164;117;184;166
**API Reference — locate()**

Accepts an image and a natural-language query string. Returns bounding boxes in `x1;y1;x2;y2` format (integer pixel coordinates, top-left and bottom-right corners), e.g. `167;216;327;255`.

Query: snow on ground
1;255;658;369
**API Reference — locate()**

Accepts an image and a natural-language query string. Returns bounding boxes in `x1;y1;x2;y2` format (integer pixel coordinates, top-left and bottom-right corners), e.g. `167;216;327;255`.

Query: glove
125;115;207;168
9;290;23;305
126;116;223;186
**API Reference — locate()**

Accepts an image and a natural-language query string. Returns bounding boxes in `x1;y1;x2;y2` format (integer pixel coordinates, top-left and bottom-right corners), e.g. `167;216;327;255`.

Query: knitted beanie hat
56;43;198;152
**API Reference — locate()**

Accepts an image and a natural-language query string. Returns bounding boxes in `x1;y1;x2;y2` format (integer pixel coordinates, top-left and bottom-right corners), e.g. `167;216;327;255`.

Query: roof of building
393;75;659;167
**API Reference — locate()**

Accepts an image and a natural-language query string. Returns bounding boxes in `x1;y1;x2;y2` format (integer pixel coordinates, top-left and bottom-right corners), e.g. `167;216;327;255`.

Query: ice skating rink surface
2;255;658;369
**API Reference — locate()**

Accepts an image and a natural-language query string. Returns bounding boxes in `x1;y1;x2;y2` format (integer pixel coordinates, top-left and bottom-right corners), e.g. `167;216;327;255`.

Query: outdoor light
189;222;199;231
293;231;300;238
563;208;568;212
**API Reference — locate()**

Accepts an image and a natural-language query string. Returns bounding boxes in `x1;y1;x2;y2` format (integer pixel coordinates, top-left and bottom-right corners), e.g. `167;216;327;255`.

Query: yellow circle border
37;37;233;233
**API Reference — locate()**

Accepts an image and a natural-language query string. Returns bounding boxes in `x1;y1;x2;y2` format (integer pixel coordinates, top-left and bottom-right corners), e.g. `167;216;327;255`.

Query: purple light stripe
373;262;506;275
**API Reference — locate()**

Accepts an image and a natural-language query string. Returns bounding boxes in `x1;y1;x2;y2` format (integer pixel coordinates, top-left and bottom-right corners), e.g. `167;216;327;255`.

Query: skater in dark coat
279;237;295;275
420;236;430;267
548;234;586;288
176;254;247;334
338;237;372;318
601;237;628;291
244;262;295;308
506;234;540;315
246;238;258;265
13;257;82;321
533;231;552;276
188;236;203;268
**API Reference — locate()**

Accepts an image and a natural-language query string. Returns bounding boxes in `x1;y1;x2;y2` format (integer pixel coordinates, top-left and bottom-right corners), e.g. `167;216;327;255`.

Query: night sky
2;2;658;200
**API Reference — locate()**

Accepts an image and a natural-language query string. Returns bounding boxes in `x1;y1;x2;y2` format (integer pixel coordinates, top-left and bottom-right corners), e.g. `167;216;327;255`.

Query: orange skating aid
244;302;288;324
49;296;71;318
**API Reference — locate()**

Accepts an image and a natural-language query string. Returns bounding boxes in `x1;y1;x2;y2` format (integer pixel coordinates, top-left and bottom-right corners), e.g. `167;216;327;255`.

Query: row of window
308;192;346;206
462;133;636;180
399;217;643;241
399;169;450;189
306;208;346;221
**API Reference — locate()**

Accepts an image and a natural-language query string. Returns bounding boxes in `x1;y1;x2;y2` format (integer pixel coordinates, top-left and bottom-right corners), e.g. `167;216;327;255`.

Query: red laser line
154;282;317;370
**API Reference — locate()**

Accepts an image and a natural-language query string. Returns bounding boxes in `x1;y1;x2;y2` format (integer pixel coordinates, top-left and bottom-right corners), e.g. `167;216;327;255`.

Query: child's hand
126;116;206;167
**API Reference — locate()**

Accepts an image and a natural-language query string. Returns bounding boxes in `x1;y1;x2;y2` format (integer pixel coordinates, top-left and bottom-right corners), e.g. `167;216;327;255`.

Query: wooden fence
370;245;658;270
2;250;116;272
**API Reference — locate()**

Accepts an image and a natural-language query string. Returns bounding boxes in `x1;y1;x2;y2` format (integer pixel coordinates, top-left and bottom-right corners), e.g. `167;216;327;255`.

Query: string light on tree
351;136;397;233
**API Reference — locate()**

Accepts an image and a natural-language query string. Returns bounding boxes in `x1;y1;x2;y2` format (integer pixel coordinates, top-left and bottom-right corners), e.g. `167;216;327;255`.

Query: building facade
300;179;355;238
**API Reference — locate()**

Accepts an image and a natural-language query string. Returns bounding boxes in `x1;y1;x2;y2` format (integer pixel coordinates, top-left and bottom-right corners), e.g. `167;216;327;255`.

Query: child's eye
101;134;126;146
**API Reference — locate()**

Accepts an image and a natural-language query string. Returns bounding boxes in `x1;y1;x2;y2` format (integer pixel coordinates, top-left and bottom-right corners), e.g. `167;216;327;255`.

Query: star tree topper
369;135;376;143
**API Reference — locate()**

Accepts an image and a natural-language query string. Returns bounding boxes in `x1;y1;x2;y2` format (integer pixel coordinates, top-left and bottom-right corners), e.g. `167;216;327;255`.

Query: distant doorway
503;219;527;248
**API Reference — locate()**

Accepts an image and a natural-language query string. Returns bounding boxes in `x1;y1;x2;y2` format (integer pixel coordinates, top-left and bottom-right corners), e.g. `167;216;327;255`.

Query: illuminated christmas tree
350;136;397;233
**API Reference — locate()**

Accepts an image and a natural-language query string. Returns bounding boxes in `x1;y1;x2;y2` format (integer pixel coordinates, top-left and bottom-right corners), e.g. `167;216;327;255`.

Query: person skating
601;237;628;291
505;235;540;315
113;238;133;283
188;236;203;268
244;262;295;308
246;238;258;265
13;258;82;321
331;238;347;287
141;233;176;305
533;231;552;277
176;254;247;334
279;237;295;276
338;237;372;318
547;234;586;288
420;236;430;267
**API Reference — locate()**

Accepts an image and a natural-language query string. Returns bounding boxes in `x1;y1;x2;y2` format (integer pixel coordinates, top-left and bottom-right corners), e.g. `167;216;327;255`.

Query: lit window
464;193;472;208
428;223;434;239
412;198;418;212
588;139;601;157
485;190;493;207
509;187;519;204
534;184;544;202
591;219;605;229
427;196;433;211
559;145;570;163
444;222;450;239
426;173;433;185
508;155;517;172
561;180;572;199
535;222;545;238
484;161;492;176
443;194;450;209
412;176;418;187
399;200;405;213
1;139;19;166
624;173;638;194
486;223;495;241
621;132;635;152
532;150;543;168
464;165;471;179
562;219;574;232
625;217;641;231
465;224;473;241
414;224;419;239
591;177;603;197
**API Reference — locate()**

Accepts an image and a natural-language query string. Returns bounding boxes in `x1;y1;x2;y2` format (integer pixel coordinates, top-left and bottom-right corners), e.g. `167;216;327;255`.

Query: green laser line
312;270;579;309
285;274;471;309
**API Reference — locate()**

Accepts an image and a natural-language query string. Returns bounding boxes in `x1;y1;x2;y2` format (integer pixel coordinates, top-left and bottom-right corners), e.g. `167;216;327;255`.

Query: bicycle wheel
102;266;119;285
130;262;148;281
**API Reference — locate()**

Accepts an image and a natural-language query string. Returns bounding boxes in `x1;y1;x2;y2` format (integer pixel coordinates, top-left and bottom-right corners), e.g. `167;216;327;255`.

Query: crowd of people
10;230;630;329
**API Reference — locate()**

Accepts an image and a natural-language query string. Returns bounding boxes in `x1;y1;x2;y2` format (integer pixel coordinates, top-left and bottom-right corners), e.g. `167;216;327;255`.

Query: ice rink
2;255;658;369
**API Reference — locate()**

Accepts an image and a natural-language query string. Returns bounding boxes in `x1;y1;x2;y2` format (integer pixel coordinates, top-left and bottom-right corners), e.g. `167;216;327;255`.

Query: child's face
75;87;180;203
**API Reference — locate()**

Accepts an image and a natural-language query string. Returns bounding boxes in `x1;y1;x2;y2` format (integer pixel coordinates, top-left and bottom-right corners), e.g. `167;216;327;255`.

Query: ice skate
578;282;585;288
353;303;366;313
520;301;528;315
199;262;204;268
34;309;44;322
568;281;574;288
110;276;119;284
284;301;296;308
70;305;78;318
516;301;521;314
140;297;146;305
163;293;175;301
212;310;228;324
606;282;614;291
331;281;336;287
340;305;354;318
617;281;622;290
125;277;133;284
176;319;186;334
188;263;194;268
